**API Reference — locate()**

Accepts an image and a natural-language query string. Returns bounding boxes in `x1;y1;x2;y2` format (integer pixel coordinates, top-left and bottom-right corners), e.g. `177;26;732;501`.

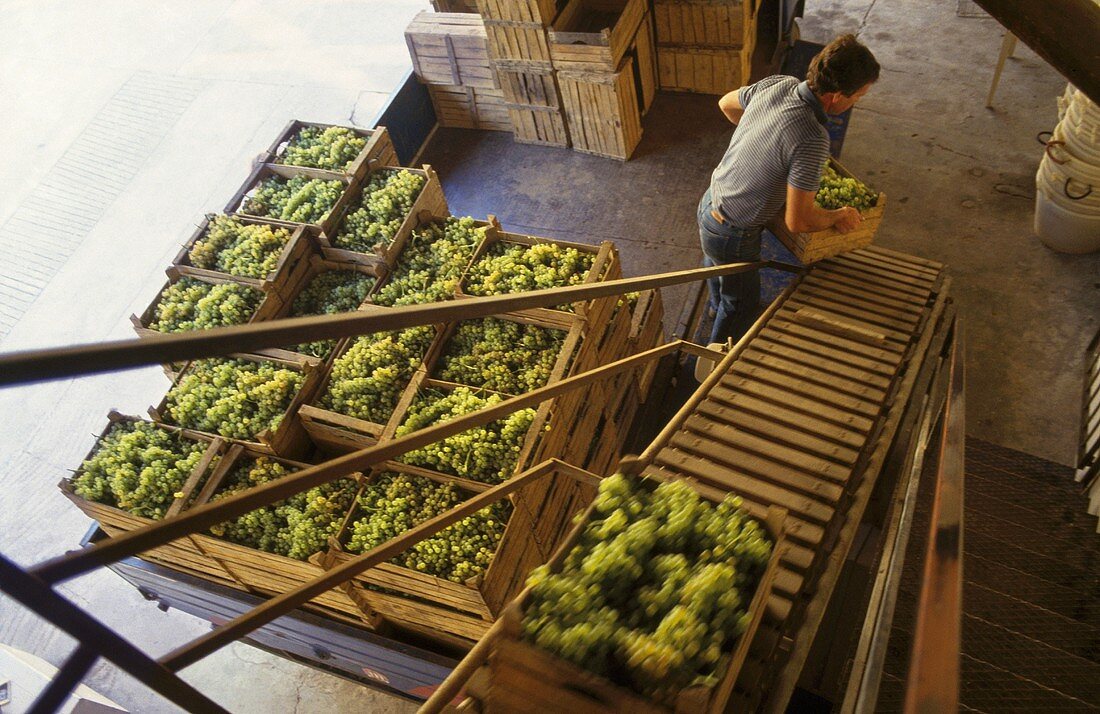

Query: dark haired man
698;34;880;344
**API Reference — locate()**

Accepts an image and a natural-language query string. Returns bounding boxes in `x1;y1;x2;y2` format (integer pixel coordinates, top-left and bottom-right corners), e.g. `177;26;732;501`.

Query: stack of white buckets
1035;84;1100;253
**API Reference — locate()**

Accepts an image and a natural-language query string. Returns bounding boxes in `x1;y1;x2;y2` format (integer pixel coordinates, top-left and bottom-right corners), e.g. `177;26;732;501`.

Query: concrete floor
0;0;1097;712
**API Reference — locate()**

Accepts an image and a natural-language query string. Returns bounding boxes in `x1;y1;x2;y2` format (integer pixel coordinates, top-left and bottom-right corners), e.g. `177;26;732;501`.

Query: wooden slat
779;302;914;347
744;339;893;391
832;251;939;285
727;362;883;419
703;387;867;450
803;270;930;310
764;321;905;369
802;273;926;317
793;284;921;327
693;401;862;466
712;381;875;436
816;261;933;298
739;350;888;404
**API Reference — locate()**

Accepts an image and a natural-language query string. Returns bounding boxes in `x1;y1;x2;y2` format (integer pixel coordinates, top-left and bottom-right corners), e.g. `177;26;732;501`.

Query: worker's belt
710;204;761;236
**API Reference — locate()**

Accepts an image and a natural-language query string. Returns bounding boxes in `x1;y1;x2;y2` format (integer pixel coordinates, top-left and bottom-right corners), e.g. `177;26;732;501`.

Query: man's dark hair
807;34;880;96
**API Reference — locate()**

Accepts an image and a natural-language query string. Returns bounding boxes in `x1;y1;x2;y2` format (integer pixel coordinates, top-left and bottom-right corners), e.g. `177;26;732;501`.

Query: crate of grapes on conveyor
480;471;788;713
225;163;355;237
767;157;887;264
262;121;398;180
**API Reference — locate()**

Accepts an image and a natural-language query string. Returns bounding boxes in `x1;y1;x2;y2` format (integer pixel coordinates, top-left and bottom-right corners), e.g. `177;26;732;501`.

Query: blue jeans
697;188;761;345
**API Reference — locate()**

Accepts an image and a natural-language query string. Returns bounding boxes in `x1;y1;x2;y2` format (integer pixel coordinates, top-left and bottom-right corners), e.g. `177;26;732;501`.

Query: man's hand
832;206;863;233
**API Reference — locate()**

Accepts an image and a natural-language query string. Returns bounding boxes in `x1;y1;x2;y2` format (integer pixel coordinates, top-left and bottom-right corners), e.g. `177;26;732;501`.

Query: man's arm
718;89;746;124
784;184;863;234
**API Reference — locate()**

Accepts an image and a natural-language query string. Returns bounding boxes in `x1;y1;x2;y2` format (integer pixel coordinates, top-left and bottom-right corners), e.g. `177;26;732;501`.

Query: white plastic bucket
1038;153;1100;212
1034;183;1100;254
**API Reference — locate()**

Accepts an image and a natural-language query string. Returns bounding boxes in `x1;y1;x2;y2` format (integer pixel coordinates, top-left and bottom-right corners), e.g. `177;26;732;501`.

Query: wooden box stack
654;0;759;95
476;0;572;147
549;0;656;159
406;12;511;132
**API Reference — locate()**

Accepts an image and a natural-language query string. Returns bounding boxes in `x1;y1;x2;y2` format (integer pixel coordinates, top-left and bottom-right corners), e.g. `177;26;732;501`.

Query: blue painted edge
370;69;437;166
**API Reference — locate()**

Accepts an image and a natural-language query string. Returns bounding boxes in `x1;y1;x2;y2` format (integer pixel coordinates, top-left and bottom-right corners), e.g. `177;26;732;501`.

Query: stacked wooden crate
549;0;657;159
476;0;571;147
654;0;759;95
406;12;511;132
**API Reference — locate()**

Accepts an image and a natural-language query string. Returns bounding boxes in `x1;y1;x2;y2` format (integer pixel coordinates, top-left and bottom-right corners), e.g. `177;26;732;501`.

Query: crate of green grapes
320;462;559;643
767;157;887;264
484;472;788;714
150;352;323;459
171;214;315;301
264;120;399;180
313;165;449;270
226;163;355;236
183;443;374;627
58;412;242;589
298;324;441;453
131;266;282;341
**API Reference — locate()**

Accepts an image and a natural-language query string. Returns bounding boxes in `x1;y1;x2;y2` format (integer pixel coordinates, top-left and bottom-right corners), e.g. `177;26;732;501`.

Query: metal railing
0;259;800;712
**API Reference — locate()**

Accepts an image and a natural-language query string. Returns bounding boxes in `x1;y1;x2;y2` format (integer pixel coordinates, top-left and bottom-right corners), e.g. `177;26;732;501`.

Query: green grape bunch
345;473;511;582
150;277;263;333
71;420;209;520
278;126;367;171
464;241;595;312
373;217;487;306
333;170;426;253
209;455;357;560
436;318;566;395
240;174;344;224
188;215;292;278
814;164;879;212
164;358;303;440
395;387;535;484
321;326;435;424
288;269;375;357
521;474;774;702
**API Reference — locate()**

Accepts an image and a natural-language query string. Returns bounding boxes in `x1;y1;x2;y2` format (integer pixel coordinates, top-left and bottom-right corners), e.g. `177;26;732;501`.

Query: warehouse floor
0;0;1097;712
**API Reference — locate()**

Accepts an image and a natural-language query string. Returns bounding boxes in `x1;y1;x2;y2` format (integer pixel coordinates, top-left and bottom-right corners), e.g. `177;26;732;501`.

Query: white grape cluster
150;277;263;333
333;170;426;253
278;126;367;171
465;241;594;311
523;474;772;700
72;421;208;520
321;326;436;424
436;318;566;394
815;165;878;211
288;269;375;357
373;217;487;306
346;472;511;583
395;387;535;484
188;215;292;278
209;455;357;560
242;175;344;224
165;359;303;440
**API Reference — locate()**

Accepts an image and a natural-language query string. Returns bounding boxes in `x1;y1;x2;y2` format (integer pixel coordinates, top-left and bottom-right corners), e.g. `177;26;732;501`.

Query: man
699;34;880;344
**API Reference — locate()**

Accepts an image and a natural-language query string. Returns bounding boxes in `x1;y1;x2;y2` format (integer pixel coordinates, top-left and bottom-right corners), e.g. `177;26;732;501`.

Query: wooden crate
484;478;788;714
184;444;372;627
151;351;323;459
226;163;355;236
314;165;449;268
765;158;888;264
432;0;478;11
548;0;648;71
627;288;665;394
483;20;555;66
506;105;571;147
656;43;751;95
495;61;562;108
131;267;282;341
171;215;314;302
406;11;499;89
634;11;658;114
558;55;643;160
477;0;561;25
58;413;242;589
264;121;398;179
429;84;512;131
653;0;752;46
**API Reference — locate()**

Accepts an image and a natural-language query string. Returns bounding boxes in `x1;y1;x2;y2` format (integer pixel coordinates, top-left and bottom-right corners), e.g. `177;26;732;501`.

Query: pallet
406;12;499;90
314;164;449;269
225;163;354;237
653;0;753;47
263;121;398;179
549;0;648;71
765;158;888;264
484;476;789;713
150;351;323;460
429;84;513;131
558;55;643;160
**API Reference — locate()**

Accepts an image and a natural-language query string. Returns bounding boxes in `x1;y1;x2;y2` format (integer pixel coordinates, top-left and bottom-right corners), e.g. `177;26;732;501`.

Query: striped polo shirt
709;75;830;228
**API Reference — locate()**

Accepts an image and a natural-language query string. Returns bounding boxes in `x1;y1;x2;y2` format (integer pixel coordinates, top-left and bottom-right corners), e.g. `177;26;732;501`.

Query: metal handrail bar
0;261;800;387
903;327;965;713
30;341;682;585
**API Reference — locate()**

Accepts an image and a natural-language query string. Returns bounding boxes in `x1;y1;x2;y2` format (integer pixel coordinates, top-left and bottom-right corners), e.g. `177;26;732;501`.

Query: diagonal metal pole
0;554;230;714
